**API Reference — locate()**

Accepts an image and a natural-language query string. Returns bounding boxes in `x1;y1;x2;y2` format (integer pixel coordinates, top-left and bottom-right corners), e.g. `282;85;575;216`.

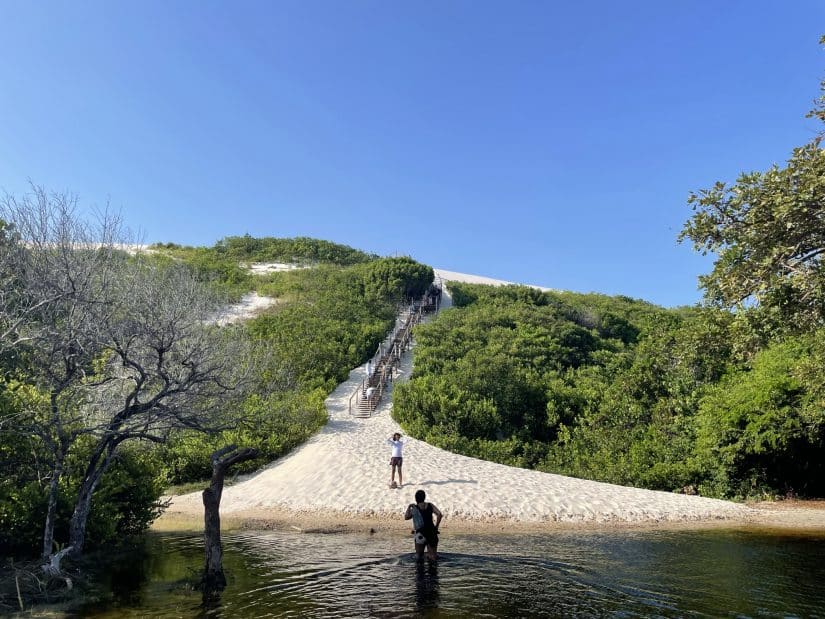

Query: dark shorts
390;457;403;466
415;529;438;547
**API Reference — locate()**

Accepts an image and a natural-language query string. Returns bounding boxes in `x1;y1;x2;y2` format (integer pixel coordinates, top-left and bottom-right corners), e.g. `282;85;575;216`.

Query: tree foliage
0;189;258;560
679;107;825;333
695;335;825;497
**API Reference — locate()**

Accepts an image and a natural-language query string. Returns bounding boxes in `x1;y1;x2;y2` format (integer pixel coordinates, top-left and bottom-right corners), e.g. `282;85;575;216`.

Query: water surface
75;527;825;617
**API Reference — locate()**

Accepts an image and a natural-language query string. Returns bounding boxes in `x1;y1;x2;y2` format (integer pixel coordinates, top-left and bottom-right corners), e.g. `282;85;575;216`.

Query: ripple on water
73;528;825;618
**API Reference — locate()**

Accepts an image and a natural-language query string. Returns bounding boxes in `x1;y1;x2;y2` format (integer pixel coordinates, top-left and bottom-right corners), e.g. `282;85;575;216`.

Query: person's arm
431;504;443;530
404;504;414;520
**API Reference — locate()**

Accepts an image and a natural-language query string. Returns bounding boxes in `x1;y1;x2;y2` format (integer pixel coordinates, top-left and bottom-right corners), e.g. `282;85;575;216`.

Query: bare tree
67;261;254;556
0;185;126;354
0;185;256;566
202;445;258;591
1;185;130;559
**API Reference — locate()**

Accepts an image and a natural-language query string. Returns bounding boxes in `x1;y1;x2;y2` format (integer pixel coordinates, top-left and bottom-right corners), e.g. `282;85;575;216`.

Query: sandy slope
164;268;755;530
212;292;277;325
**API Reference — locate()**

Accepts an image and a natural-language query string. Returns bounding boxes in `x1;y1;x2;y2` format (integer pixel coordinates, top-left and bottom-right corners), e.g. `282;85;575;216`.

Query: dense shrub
0;432;164;558
694;336;825;498
212;235;376;265
161;390;328;483
394;282;825;498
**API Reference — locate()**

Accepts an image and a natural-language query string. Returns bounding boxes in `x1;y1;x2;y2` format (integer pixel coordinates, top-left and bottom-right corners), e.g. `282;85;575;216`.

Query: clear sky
1;1;822;307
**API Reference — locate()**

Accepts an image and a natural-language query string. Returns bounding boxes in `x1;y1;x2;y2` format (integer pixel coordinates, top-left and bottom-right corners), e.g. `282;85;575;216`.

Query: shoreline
153;499;825;537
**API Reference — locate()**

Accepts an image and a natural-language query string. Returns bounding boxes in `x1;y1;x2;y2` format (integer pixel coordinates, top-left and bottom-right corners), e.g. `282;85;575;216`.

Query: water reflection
72;527;825;618
413;559;439;611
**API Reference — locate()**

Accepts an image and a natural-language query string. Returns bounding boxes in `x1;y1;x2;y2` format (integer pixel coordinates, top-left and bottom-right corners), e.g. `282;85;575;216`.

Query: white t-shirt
387;438;405;458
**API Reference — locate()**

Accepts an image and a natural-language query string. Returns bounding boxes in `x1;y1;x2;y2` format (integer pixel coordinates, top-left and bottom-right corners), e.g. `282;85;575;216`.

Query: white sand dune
167;269;752;527
434;268;554;292
212;292;277;325
245;262;309;275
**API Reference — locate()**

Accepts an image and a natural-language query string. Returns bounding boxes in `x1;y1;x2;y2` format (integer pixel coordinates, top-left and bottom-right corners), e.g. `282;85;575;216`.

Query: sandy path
166;270;754;529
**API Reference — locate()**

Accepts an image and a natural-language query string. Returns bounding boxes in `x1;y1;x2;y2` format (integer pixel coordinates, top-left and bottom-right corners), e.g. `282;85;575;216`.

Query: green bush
161;390;328;484
0;436;164;558
695;336;825;498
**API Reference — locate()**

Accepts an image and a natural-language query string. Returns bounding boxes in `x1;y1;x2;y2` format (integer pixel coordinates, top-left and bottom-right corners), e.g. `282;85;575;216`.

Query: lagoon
71;527;825;617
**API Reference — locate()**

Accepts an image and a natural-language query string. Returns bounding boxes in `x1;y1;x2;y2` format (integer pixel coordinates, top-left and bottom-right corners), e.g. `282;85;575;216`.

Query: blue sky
1;1;822;306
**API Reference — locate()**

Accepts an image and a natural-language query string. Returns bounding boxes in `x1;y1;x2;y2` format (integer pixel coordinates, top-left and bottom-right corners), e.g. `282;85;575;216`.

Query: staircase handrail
348;291;434;416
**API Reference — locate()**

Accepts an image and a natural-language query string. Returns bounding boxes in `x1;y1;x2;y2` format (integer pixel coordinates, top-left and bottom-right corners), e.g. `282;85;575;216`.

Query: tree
679;84;825;332
0;186;255;563
202;444;258;592
1;186;133;559
66;261;254;557
694;336;825;498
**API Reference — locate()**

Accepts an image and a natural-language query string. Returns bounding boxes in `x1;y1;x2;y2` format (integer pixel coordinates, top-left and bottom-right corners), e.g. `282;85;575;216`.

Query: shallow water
72;527;825;618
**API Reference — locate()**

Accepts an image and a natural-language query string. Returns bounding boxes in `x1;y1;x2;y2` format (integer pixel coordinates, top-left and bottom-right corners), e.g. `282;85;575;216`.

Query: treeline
394;283;825;499
0;210;432;563
151;235;377;297
212;234;378;264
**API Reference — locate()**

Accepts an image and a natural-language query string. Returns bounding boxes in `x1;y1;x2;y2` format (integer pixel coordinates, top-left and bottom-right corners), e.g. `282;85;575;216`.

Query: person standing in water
387;432;406;487
405;489;443;561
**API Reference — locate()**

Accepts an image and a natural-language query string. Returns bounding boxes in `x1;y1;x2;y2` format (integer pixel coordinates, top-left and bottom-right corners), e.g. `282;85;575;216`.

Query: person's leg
426;541;438;561
414;542;425;560
398;461;403;487
390;462;397;483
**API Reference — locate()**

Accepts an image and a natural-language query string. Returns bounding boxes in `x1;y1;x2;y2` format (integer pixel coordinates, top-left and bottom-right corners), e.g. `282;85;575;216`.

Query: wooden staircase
348;286;441;417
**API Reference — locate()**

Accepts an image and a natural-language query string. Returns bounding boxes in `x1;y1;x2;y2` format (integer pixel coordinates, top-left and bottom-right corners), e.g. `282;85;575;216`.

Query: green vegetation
159;255;432;484
694;336;825;497
149;235;377;298
0;423;166;557
212;234;377;264
394;283;825;499
139;253;432;475
1;216;433;563
394;71;825;500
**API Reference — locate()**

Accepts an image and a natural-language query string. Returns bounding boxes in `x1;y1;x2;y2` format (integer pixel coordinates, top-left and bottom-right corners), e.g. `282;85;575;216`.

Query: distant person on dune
387;432;406;488
405;489;442;561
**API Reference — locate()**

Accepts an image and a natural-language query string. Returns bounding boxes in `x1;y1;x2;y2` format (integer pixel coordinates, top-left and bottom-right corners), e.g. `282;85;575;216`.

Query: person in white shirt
386;432;406;488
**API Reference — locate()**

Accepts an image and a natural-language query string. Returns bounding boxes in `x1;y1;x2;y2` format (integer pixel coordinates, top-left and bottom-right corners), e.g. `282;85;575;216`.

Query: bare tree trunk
202;445;258;592
67;439;118;558
41;545;75;583
68;484;94;558
41;457;64;560
202;485;225;591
